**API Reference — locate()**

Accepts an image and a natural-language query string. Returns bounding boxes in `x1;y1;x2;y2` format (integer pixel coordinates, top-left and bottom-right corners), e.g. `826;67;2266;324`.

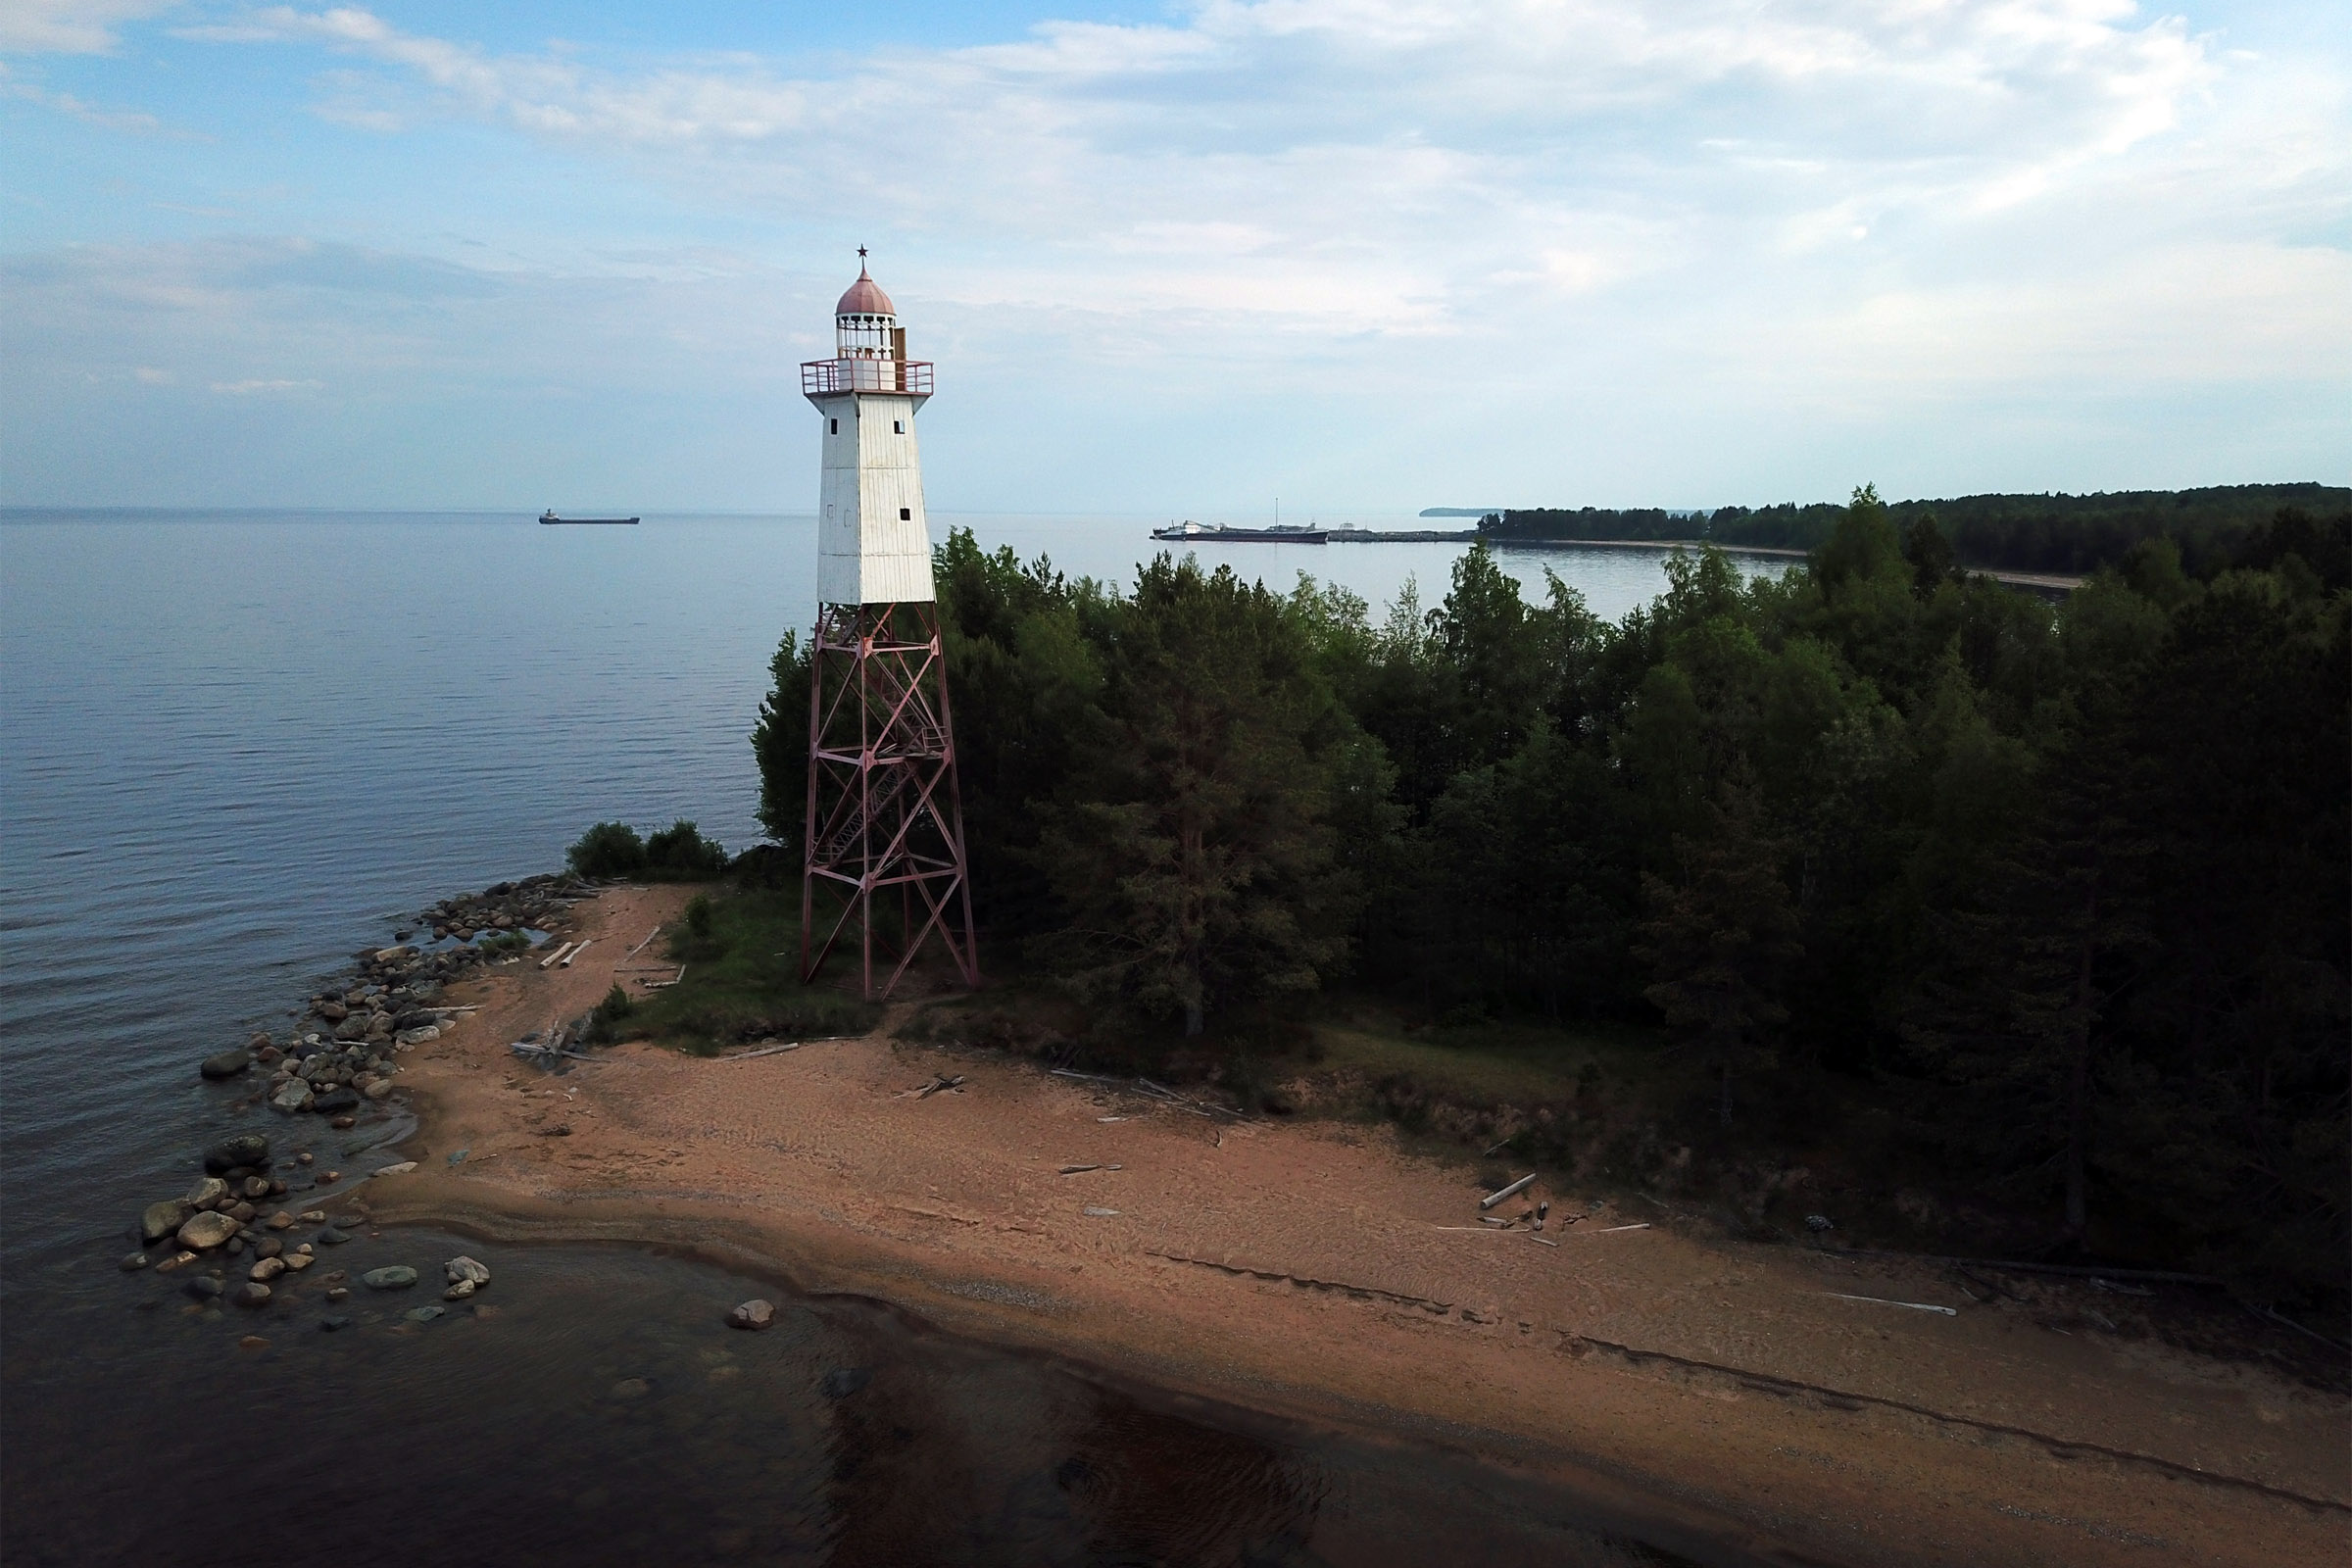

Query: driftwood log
1478;1173;1537;1211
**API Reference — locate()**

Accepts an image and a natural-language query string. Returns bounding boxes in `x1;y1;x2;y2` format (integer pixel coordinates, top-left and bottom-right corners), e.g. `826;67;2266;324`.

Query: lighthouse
797;255;979;1000
808;256;937;604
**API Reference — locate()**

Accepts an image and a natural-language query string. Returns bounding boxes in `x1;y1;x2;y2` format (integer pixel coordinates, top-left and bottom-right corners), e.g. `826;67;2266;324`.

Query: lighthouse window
828;417;838;434
893;419;906;434
899;507;912;520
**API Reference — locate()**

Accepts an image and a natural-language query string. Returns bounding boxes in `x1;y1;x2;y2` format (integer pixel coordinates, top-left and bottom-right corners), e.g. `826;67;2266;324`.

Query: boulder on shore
444;1256;490;1288
203;1133;270;1173
183;1176;229;1208
361;1265;418;1290
728;1299;776;1332
199;1049;251;1080
140;1199;194;1244
270;1081;315;1114
176;1211;241;1250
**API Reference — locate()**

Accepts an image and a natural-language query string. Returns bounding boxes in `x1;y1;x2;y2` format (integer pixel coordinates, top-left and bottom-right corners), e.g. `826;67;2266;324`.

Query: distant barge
540;511;639;525
1151;520;1328;545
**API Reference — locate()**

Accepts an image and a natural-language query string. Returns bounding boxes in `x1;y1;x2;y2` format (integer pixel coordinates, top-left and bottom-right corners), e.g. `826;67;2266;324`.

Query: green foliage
1033;555;1360;1034
645;819;728;879
1902;514;1957;600
752;630;812;846
934;529;1107;932
1483;483;2352;582
738;502;2346;1298
1475;506;1701;544
581;983;635;1046
674;892;728;961
1812;484;1905;591
566;820;646;878
1634;782;1804;1126
564;818;726;882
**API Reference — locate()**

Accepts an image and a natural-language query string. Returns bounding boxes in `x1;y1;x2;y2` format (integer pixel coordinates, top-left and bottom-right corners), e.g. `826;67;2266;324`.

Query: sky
3;0;2347;514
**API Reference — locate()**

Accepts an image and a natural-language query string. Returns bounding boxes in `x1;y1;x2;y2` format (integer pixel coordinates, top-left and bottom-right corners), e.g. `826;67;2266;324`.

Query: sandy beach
355;885;2347;1567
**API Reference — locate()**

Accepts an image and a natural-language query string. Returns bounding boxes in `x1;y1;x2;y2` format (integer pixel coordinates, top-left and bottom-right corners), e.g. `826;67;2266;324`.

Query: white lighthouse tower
805;250;937;605
796;253;977;1000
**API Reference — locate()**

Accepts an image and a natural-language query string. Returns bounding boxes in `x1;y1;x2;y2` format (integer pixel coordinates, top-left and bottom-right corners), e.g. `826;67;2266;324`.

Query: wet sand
357;885;2348;1567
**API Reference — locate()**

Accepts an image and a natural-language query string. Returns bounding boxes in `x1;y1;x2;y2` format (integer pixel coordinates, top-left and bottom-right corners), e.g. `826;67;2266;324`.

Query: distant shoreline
1335;530;2084;591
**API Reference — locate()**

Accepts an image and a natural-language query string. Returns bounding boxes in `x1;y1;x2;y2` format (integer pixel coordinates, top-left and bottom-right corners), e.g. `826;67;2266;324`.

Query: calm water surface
0;513;1778;1565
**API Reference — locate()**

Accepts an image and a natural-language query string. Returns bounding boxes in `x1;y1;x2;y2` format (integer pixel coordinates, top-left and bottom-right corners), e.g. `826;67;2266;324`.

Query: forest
1482;482;2352;579
754;491;2349;1305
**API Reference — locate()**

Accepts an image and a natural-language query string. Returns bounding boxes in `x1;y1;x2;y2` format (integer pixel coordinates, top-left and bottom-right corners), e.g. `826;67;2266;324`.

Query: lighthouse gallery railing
801;359;934;396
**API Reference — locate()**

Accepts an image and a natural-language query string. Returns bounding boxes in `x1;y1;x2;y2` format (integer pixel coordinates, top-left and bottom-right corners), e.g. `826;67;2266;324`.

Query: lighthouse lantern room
795;254;979;1000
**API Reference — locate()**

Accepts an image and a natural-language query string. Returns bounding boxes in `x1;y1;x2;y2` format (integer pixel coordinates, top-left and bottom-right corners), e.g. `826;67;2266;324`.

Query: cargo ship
1149;519;1328;545
540;510;640;525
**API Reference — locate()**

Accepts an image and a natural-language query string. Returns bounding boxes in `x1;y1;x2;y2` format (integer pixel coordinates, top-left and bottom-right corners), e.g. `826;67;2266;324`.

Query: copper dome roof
835;263;896;318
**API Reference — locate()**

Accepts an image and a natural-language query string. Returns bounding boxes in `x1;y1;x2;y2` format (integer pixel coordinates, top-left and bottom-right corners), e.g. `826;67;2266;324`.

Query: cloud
163;3;2270;340
0;1;178;55
10;3;2346;507
209;377;322;394
2;76;163;128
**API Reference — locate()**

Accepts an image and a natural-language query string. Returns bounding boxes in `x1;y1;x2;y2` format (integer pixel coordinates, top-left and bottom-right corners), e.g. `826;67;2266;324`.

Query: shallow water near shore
9;1226;1740;1567
1;512;1779;1564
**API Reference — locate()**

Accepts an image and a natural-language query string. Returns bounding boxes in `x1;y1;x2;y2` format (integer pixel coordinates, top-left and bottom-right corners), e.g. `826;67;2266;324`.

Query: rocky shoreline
116;872;599;1328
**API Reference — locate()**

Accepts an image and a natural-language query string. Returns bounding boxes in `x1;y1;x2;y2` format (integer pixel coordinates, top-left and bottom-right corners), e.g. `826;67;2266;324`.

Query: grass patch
622;886;882;1054
1308;1016;1659;1106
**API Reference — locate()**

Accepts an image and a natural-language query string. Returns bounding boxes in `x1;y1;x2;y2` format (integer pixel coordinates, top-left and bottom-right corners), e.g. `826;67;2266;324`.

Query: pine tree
751;628;812;845
1904;638;2156;1245
1634;781;1803;1125
1035;557;1356;1034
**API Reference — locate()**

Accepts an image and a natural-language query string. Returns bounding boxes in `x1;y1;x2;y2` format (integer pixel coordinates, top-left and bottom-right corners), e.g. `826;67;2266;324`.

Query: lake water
0;512;1780;1566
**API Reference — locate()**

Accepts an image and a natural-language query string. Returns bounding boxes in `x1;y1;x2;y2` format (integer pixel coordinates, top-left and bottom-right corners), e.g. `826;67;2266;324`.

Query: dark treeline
756;491;2348;1300
1478;507;1703;543
1482;483;2352;581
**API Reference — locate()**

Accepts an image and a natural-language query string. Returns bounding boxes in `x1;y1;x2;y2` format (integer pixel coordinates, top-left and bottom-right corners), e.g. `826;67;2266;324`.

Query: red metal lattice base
801;601;980;1000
